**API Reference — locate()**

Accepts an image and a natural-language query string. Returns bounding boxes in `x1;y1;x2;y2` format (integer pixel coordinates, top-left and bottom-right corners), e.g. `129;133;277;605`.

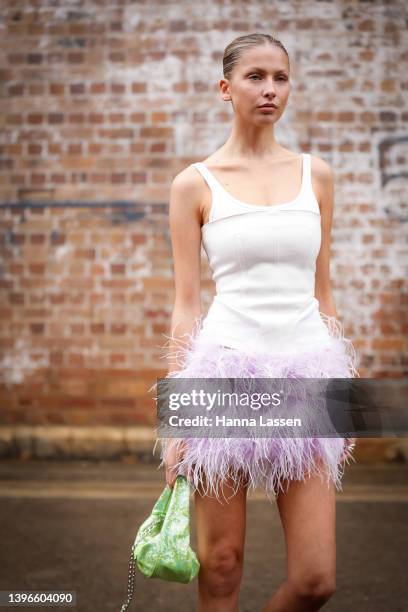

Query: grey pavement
0;459;407;612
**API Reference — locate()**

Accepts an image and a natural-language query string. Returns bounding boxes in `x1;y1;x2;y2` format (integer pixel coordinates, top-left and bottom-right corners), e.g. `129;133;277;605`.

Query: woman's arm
313;156;339;319
313;156;358;454
167;166;204;374
162;167;204;486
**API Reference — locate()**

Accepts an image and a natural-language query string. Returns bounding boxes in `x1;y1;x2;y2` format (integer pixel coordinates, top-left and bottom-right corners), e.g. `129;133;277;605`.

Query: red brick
0;7;404;432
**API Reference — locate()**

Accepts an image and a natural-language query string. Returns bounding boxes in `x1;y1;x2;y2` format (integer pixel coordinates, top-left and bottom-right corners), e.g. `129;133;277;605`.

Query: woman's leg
262;462;337;612
194;469;248;612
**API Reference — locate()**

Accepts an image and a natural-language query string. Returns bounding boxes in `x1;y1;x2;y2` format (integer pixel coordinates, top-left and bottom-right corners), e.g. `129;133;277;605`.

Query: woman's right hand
164;438;187;488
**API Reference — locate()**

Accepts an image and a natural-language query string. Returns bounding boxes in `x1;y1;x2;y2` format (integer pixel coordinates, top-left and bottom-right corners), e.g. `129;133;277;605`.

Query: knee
199;544;243;597
290;572;336;606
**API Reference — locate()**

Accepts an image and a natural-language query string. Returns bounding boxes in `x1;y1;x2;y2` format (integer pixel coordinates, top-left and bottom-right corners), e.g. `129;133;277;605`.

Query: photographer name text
167;415;302;428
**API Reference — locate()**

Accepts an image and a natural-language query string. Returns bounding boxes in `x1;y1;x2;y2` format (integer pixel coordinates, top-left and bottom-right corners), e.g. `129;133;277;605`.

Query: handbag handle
120;545;137;612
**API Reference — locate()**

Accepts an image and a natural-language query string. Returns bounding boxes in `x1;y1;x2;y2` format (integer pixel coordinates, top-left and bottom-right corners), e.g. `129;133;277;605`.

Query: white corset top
190;153;331;353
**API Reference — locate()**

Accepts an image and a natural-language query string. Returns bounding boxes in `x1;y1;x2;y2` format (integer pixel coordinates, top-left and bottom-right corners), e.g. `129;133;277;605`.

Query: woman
156;33;358;611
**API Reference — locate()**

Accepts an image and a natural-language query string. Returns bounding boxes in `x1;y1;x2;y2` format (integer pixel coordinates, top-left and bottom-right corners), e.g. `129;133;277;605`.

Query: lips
259;104;277;108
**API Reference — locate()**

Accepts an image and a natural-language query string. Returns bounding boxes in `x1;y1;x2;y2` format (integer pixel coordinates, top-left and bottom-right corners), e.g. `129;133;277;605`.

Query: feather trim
150;313;359;503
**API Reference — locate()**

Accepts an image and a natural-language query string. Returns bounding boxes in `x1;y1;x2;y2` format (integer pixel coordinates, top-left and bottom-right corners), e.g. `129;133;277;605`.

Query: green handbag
120;475;200;611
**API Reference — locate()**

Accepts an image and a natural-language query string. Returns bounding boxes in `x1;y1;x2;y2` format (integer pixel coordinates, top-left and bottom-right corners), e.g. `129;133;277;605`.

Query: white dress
154;153;358;503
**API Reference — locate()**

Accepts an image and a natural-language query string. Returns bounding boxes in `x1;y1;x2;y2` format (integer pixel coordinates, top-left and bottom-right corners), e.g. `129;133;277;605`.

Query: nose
262;77;277;97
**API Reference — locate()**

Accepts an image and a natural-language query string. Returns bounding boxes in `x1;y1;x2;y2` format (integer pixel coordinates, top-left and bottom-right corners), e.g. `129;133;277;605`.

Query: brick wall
0;0;407;426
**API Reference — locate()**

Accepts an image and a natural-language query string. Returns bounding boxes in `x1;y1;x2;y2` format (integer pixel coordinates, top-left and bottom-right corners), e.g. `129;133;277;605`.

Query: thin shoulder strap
191;162;225;195
302;153;310;189
191;162;224;223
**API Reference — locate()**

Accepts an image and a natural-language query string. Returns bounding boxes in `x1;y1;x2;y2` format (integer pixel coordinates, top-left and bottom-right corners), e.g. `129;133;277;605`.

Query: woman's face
221;44;290;124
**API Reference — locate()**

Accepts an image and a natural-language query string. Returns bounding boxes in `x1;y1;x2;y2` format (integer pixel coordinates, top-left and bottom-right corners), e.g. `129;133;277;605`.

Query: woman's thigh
194;469;248;560
276;466;336;583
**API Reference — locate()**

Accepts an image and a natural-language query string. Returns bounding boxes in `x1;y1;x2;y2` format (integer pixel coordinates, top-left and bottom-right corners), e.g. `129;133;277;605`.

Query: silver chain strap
119;545;136;612
119;521;160;611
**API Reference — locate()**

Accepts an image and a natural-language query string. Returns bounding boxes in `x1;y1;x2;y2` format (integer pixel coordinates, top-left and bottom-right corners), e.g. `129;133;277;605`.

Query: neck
220;116;286;162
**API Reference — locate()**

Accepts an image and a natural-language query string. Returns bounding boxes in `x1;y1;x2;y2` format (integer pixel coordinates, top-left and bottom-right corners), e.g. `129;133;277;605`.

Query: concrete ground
0;459;407;612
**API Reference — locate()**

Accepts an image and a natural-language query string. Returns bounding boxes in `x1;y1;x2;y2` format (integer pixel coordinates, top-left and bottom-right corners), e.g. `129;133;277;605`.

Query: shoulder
168;164;206;223
170;164;203;197
169;164;206;209
309;154;334;184
309;154;335;211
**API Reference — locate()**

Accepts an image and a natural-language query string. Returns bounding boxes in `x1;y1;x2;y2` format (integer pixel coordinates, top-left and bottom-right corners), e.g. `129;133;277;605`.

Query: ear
219;78;231;102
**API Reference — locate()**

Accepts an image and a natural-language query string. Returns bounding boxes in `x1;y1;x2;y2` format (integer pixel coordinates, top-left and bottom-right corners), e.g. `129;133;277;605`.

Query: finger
166;469;176;488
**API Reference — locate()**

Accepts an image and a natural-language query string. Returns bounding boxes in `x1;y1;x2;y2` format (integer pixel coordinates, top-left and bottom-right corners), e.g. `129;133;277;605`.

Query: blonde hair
223;33;289;80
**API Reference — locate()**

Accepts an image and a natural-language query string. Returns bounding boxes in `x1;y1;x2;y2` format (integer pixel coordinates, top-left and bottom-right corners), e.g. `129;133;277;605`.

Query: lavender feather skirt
152;313;359;503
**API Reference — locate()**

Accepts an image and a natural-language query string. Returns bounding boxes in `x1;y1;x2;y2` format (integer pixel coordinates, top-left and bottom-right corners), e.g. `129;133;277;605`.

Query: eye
248;74;288;81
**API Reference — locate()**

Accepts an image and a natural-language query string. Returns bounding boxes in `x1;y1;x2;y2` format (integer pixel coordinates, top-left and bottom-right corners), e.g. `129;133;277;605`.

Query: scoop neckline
196;153;306;210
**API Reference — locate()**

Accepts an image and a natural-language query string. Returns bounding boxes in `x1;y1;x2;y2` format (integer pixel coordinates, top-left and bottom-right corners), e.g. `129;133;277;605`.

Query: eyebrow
245;66;288;74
